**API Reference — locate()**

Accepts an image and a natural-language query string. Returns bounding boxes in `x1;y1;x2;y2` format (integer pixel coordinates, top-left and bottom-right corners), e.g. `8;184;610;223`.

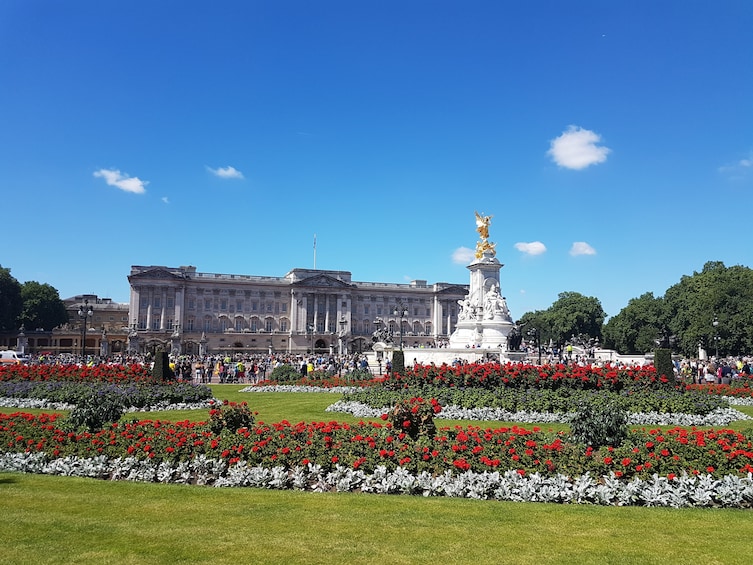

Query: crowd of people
678;357;752;384
14;350;753;387
20;352;375;384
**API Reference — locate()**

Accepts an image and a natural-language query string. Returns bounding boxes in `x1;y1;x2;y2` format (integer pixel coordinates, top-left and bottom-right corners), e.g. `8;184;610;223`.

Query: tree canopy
663;261;753;357
20;281;68;331
601;262;753;356
602;292;667;355
0;265;23;332
517;291;606;348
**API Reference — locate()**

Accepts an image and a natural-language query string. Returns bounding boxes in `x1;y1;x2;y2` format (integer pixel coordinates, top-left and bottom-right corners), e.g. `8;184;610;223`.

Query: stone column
146;287;152;331
160;287;167;330
432;296;441;338
130;285;141;329
175;286;184;333
290;289;298;332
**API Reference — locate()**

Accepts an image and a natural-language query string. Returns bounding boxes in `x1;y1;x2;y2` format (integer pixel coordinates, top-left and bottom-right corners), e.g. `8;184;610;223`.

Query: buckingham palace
126;265;470;356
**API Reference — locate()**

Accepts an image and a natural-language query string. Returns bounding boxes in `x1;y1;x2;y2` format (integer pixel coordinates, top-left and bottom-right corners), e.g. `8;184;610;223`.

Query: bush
269;364;301;383
65;391;124;432
388;396;441;440
569;399;628;448
654;348;676;386
208;400;256;434
152;350;174;381
391;350;405;375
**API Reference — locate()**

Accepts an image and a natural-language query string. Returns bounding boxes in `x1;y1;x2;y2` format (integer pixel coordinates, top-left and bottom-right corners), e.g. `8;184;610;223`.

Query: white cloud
161;196;170;204
93;168;148;194
452;246;475;265
207;165;244;179
570;241;597;256
719;151;753;180
514;241;547;256
547;126;611;170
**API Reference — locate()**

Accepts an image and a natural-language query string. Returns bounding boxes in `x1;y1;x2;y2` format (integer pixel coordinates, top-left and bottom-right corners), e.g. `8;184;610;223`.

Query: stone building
1;295;130;357
127;265;469;356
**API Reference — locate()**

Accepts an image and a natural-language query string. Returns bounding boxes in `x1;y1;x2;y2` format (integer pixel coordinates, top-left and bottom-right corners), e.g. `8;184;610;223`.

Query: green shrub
391;350;405;375
344;368;374;382
388;396;440;440
151;350;174;381
208;401;256;434
269;364;302;383
569;399;628;448
65;391;124;432
654;348;676;386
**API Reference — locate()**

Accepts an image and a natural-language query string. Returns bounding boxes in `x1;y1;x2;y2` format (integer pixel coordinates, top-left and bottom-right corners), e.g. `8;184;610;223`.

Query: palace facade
127;265;469;356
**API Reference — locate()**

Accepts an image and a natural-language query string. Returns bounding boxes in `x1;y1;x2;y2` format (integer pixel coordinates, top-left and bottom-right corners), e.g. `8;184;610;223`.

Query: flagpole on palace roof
313;234;317;270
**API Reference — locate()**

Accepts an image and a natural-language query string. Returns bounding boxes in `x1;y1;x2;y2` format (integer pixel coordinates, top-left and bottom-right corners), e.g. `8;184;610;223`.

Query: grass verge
2;472;753;565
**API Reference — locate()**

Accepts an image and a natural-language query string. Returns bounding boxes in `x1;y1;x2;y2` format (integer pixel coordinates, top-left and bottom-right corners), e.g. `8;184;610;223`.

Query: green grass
3;385;753;563
2;472;753;565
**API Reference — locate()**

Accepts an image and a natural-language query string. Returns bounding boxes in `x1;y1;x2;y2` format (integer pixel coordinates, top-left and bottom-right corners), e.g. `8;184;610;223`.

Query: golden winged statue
474;212;495;258
475;211;492;241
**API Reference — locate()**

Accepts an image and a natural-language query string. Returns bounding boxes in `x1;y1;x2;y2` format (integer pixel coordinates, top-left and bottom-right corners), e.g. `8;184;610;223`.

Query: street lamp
712;316;720;358
78;299;93;359
307;324;315;354
393;301;408;350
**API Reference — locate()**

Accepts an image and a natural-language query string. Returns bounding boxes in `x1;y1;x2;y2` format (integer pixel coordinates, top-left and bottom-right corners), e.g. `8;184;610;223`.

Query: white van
0;350;27;365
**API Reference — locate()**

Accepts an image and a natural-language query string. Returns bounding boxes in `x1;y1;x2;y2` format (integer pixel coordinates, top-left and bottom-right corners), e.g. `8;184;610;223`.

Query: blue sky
1;1;751;319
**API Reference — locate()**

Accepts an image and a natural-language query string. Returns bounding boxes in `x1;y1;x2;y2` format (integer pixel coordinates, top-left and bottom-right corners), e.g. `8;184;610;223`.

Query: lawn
2;472;753;565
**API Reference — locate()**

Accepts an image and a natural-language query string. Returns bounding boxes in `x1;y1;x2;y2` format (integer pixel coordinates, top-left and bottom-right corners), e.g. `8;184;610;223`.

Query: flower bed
382;362;753;392
2;411;753;507
3;362;753;507
3;411;753;480
0;363;154;384
340;385;729;416
3;452;753;508
325;399;751;427
0;364;213;409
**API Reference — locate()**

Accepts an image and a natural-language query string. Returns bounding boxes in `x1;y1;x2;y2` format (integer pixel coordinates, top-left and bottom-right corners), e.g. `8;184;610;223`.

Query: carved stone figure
371;326;393;344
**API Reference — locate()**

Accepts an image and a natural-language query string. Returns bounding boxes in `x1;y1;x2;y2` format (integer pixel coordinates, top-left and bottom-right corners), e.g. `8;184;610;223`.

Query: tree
20;281;69;331
546;292;606;346
602;292;667;354
663;262;753;357
0;265;22;332
518;292;606;349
